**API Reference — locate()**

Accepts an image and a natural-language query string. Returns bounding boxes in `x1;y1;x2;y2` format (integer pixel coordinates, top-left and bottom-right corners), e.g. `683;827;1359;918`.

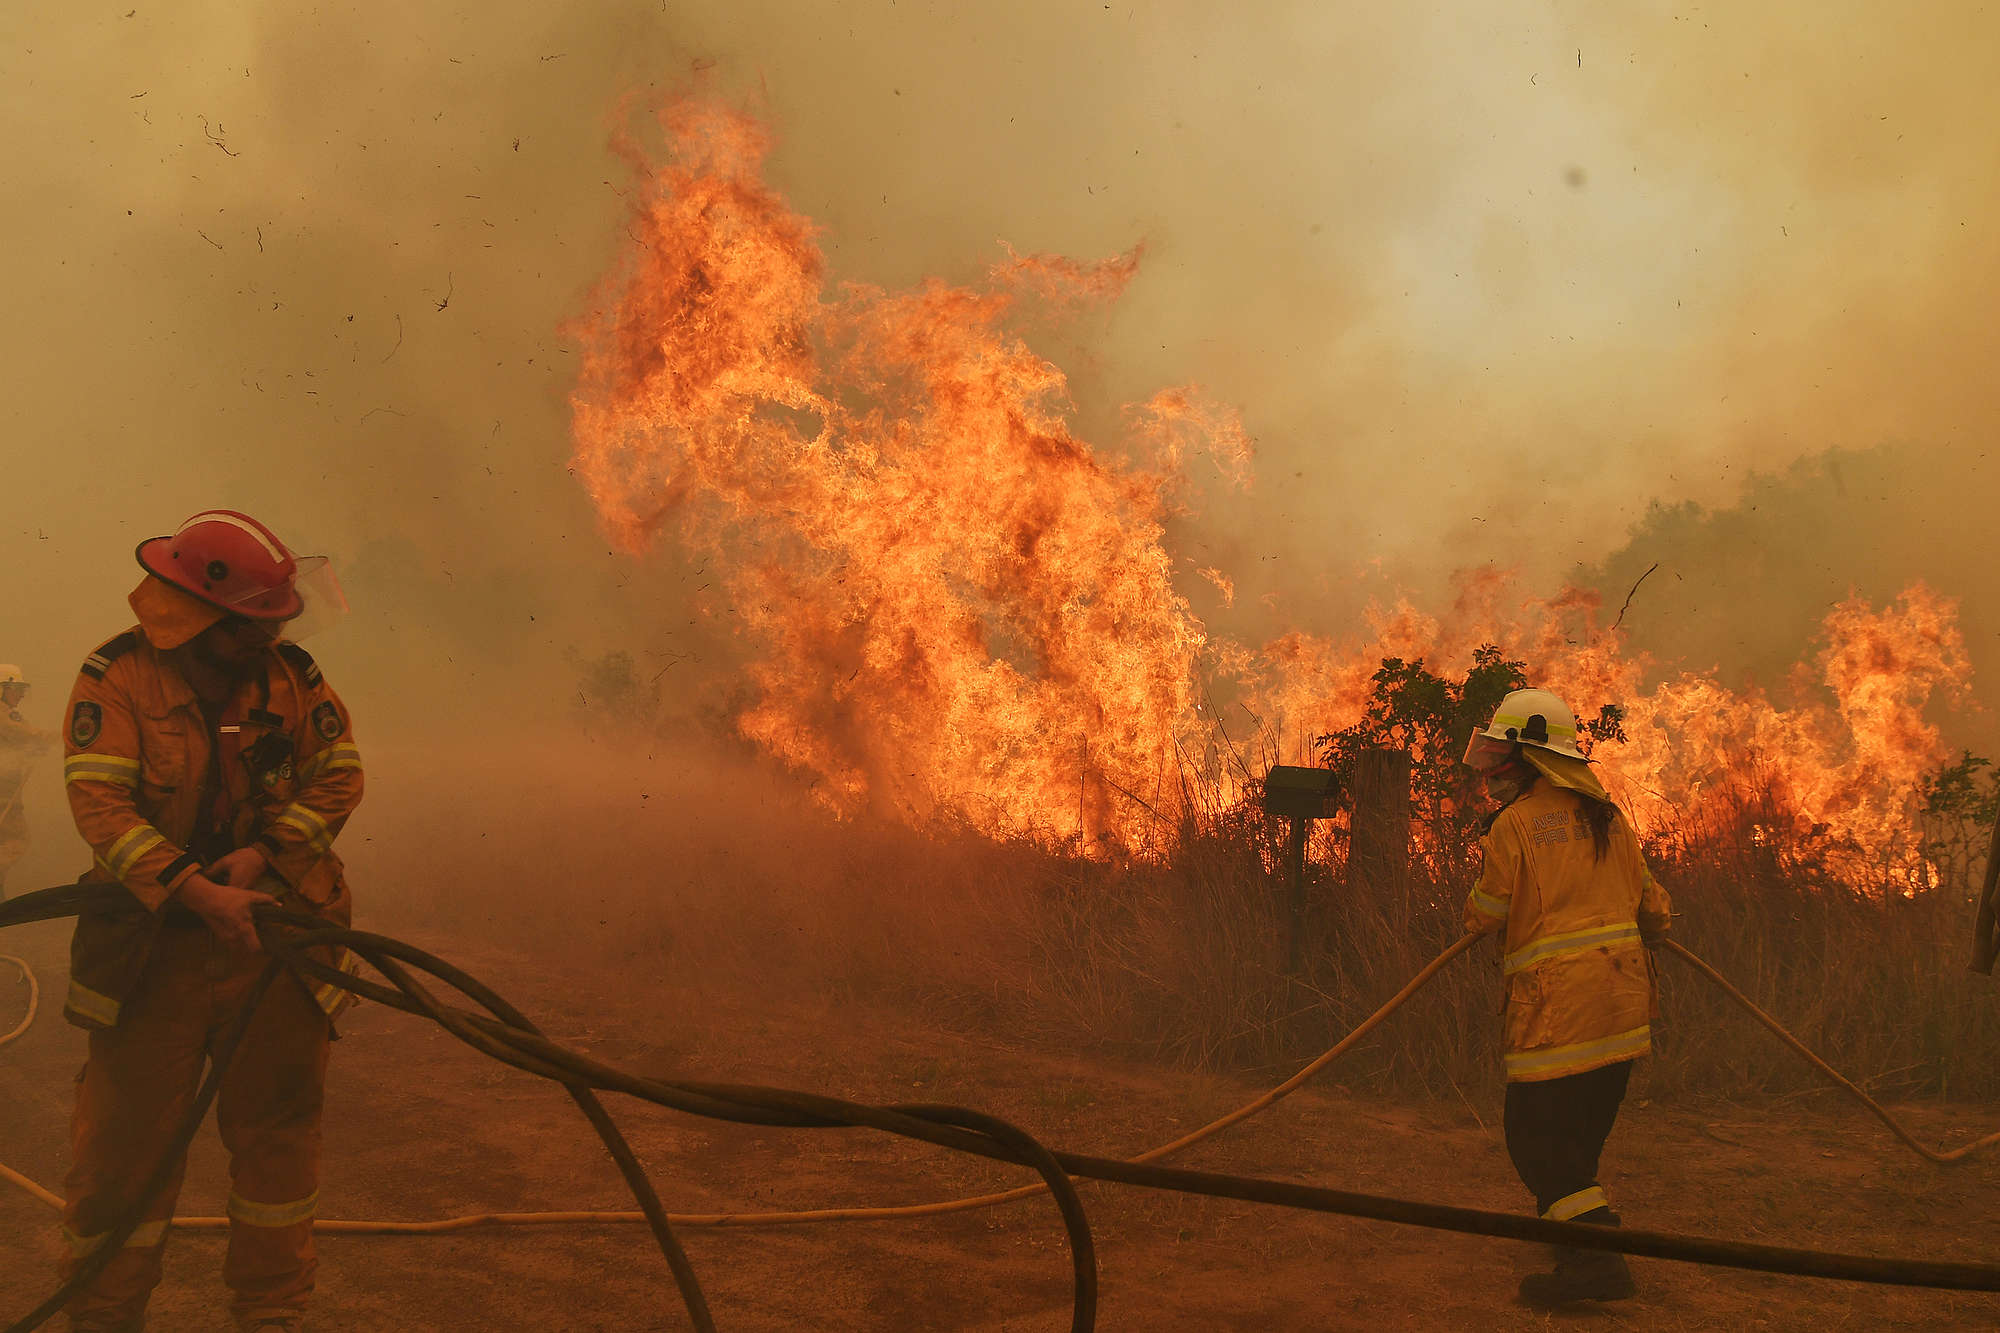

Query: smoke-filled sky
3;0;1993;748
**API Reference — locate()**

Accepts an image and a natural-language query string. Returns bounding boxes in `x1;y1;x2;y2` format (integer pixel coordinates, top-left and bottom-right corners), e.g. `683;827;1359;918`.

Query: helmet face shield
1463;730;1516;773
281;556;349;643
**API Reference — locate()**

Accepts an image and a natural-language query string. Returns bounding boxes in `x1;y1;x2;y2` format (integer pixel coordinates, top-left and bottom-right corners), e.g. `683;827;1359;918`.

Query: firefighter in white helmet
0;664;52;897
1461;687;1672;1307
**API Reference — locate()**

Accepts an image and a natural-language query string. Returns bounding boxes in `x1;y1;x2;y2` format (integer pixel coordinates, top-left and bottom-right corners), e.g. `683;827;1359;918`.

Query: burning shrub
1013;654;2000;1102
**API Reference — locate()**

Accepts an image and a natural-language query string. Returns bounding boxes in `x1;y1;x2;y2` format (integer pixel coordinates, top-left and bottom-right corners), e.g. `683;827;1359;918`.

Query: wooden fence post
1349;748;1412;924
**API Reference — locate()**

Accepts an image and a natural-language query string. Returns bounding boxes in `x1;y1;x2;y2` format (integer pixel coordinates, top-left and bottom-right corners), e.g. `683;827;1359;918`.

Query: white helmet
1463;687;1587;771
0;665;24;687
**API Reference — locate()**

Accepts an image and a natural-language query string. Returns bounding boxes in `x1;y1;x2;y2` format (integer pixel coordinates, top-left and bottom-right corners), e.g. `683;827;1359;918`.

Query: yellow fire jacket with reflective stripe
1463;782;1671;1082
62;629;364;1030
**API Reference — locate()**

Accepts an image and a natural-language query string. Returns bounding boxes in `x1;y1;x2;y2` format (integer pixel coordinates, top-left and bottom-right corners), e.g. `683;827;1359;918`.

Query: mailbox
1261;764;1338;820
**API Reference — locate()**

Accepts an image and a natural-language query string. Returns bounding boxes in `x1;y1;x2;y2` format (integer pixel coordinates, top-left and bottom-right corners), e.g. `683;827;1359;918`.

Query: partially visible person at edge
1461;687;1672;1308
0;663;54;897
58;510;362;1333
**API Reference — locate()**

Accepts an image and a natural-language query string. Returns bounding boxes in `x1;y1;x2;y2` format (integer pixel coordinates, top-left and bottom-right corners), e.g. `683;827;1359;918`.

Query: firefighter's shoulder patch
311;700;343;742
276;642;323;688
79;630;139;681
70;700;103;748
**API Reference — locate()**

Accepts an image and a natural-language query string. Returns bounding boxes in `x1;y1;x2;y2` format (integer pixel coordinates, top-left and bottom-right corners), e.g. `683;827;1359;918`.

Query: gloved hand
205;845;272;889
176;873;273;953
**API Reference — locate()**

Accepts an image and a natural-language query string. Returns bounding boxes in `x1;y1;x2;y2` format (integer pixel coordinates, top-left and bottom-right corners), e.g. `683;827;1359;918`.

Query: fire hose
0;955;35;1049
1658;939;2000;1164
5;886;2000;1333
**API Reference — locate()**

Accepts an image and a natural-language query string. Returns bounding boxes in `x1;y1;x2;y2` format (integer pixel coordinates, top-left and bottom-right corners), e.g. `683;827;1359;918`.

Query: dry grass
1644;801;2000;1101
351;730;2000;1106
1000;789;2000;1105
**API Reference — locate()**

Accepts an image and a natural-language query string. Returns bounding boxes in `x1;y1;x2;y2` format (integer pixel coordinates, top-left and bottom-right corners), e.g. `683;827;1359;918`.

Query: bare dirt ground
3;916;1997;1332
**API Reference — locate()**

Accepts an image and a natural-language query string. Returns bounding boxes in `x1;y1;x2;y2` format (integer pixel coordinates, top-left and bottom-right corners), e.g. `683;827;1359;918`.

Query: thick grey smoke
2;0;1992;793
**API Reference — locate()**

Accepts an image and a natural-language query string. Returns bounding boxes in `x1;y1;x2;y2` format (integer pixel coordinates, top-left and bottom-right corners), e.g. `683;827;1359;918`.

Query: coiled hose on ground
4;884;2000;1332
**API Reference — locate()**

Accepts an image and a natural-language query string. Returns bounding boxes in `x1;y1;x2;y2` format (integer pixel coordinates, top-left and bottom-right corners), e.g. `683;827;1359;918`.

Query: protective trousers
60;925;330;1331
1502;1058;1632;1220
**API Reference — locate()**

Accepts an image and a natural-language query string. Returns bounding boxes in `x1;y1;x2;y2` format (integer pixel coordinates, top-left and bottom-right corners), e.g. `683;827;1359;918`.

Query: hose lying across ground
3;886;2000;1333
1657;939;2000;1164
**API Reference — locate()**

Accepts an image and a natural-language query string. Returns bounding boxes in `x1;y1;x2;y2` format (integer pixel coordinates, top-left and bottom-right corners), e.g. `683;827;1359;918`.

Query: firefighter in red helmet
59;510;362;1333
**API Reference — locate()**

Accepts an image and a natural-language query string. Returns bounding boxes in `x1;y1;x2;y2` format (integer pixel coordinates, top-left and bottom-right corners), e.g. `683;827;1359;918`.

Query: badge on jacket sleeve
70;701;102;748
311;701;343;742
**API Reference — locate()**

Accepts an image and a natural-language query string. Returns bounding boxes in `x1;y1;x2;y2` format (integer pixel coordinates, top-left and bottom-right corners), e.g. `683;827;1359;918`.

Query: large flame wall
571;99;1977;861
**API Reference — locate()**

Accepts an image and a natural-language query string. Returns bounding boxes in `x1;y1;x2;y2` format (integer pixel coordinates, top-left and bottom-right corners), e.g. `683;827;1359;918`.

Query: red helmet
134;510;308;621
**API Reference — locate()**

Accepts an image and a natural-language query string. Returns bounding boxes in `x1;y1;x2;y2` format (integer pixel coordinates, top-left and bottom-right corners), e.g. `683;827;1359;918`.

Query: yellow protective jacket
61;628;364;1029
0;701;50;861
0;701;51;774
1464;781;1671;1082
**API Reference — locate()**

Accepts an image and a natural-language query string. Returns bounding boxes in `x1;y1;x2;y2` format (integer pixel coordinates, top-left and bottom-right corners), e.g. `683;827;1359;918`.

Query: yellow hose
0;1160;59;1210
0;936;1479;1233
0;955;37;1050
1660;939;2000;1164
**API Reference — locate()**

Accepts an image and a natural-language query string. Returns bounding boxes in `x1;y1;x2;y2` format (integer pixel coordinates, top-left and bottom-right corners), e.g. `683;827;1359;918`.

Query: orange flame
1228;575;1973;863
569;100;1245;846
570;98;1975;869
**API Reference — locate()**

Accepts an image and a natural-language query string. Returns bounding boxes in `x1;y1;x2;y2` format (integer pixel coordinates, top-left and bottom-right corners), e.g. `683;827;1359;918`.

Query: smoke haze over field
2;1;1994;782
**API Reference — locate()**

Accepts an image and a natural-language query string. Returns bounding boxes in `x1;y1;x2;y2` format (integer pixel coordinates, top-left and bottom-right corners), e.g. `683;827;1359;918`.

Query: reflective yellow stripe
274;803;333;853
227;1190;319;1228
278;804;328;832
1468;886;1508;920
103;823;167;880
65;978;122;1027
64;754;142;788
1503;922;1641;975
312;948;363;1019
1543;1186;1608;1221
297;743;362;783
1505;1025;1651;1080
60;1219;169;1257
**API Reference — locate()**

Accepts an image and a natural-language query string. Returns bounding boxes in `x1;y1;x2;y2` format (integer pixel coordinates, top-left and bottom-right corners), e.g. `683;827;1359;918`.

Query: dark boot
1517;1207;1635;1306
